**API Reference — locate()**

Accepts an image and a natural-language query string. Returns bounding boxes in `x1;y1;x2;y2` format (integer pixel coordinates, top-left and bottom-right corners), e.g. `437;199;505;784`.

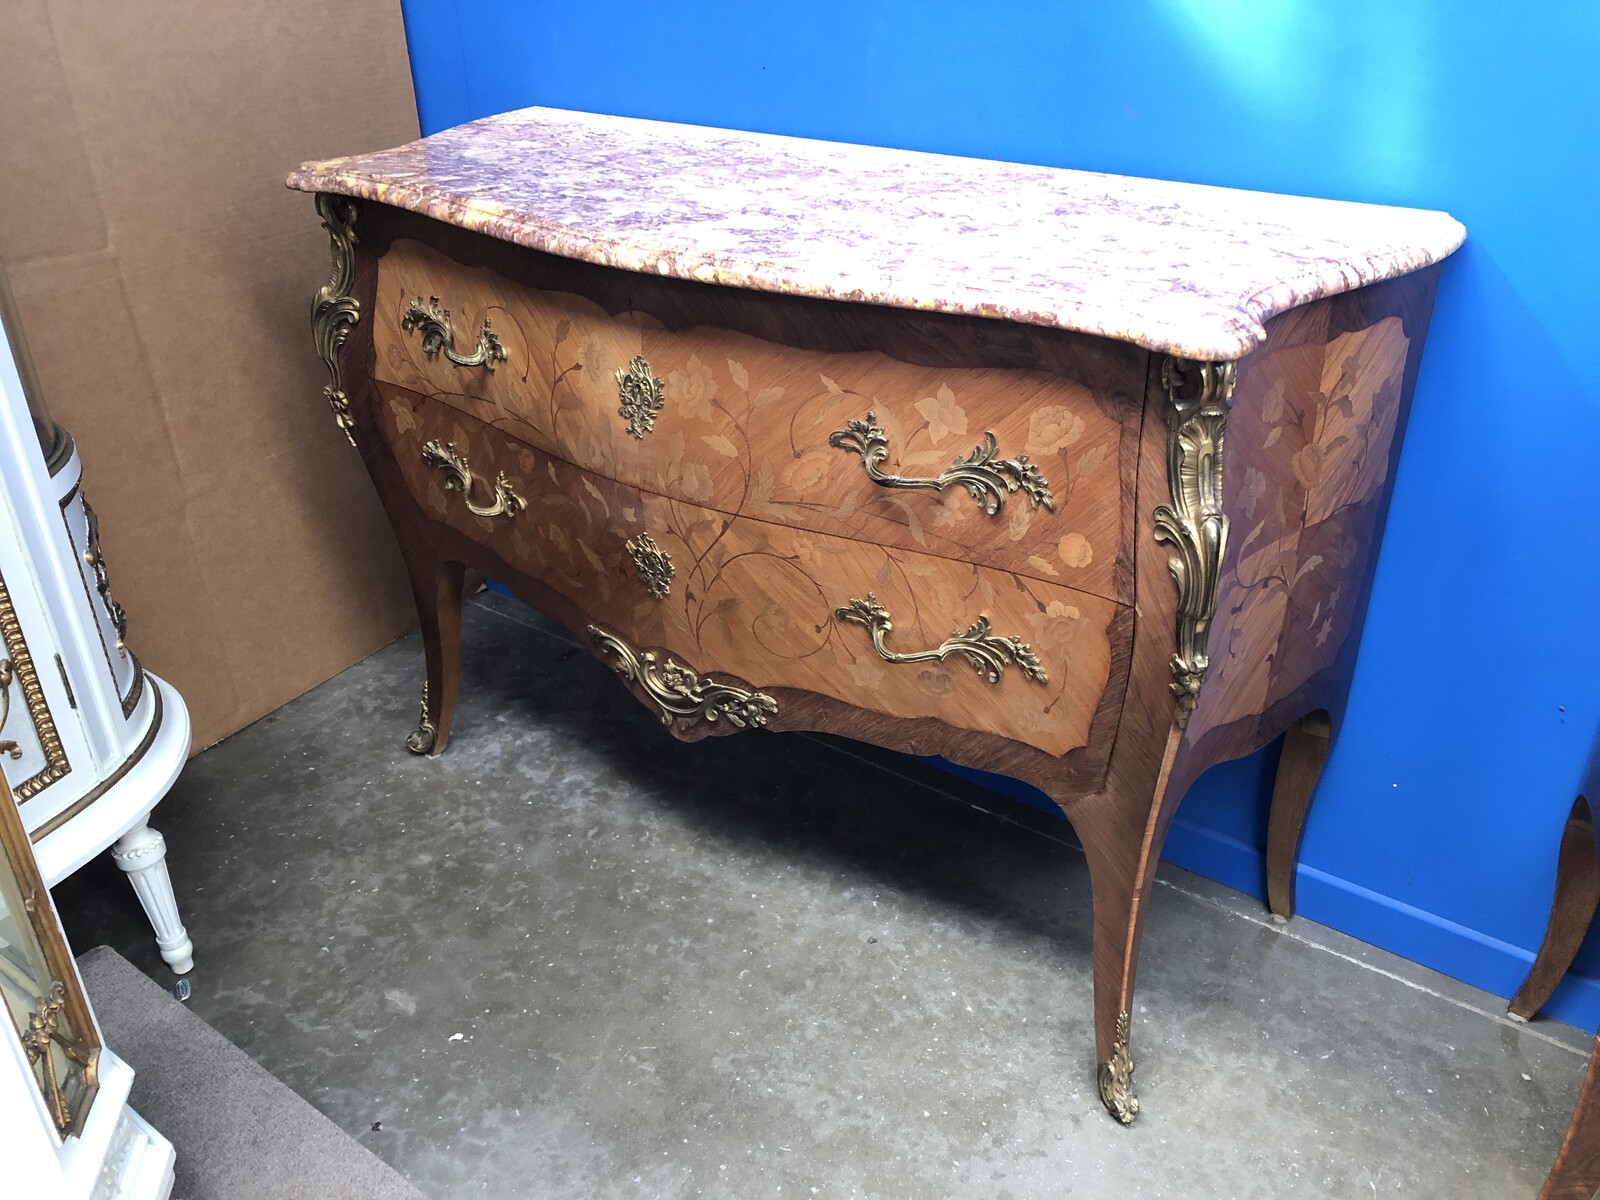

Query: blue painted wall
399;1;1600;1027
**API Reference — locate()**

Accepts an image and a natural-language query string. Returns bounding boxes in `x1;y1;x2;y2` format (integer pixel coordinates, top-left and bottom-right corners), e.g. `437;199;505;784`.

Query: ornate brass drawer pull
587;625;778;730
835;594;1048;685
828;412;1055;515
626;533;673;598
421;440;526;520
401;296;508;369
616;355;665;439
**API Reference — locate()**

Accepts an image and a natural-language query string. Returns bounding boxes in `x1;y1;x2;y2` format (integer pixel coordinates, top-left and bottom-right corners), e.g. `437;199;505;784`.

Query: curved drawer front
372;238;1131;605
377;383;1127;772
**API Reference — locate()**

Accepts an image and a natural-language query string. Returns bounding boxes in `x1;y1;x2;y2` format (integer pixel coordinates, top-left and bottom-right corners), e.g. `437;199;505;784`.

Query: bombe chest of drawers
288;108;1463;1123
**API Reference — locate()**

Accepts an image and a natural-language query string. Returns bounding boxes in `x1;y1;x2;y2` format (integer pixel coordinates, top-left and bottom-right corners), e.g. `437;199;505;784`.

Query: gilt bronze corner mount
310;194;361;447
1152;357;1236;727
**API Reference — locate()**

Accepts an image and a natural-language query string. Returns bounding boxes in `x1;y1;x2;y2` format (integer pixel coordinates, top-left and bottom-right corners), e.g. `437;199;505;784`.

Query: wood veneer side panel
1179;266;1443;777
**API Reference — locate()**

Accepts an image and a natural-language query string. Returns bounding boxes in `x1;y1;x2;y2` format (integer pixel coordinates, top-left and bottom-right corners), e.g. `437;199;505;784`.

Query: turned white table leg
111;821;194;975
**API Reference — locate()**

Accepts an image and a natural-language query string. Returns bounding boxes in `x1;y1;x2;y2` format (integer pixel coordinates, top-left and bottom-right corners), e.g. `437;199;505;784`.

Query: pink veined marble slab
287;106;1464;362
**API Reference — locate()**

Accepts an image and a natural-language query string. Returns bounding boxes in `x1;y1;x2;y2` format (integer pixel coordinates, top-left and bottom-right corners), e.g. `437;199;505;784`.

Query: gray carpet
79;946;427;1200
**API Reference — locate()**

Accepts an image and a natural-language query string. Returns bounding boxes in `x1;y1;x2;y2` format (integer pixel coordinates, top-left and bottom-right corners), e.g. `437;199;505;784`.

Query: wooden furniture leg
1539;1033;1600;1199
401;546;466;757
110;820;194;975
1265;711;1333;922
1082;823;1157;1124
1510;796;1600;1022
1077;749;1187;1125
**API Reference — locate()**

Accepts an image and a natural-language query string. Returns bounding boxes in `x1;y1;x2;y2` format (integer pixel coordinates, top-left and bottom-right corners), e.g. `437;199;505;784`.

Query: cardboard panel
0;1;422;750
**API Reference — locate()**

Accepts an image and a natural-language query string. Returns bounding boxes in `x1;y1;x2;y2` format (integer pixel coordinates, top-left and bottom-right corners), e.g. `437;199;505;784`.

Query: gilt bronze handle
626;533;674;599
827;412;1054;515
616;355;665;439
421;440;525;520
834;594;1048;685
401;296;508;369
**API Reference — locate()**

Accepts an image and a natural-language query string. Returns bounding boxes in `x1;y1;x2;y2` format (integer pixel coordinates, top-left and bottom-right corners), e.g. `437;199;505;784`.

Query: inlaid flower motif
681;461;715;501
1027;405;1085;455
1291;443;1325;493
782;448;833;491
667;355;718;421
389;396;416;434
1239;467;1268;520
574;332;624;396
1026;599;1081;643
846;660;885;689
1057;533;1093;569
914;384;967;444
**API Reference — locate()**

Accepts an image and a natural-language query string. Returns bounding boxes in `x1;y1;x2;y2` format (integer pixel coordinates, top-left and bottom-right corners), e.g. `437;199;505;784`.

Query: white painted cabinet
1;732;173;1198
0;297;192;973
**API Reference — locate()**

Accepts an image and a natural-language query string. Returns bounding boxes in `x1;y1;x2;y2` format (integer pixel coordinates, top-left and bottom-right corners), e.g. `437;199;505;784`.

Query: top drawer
371;236;1137;604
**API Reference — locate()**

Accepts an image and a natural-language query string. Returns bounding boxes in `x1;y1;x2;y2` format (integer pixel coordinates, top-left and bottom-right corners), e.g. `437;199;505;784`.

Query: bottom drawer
375;383;1129;779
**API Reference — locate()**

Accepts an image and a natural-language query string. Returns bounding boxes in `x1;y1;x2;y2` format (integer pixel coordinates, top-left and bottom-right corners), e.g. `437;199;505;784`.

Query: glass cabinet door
0;771;99;1136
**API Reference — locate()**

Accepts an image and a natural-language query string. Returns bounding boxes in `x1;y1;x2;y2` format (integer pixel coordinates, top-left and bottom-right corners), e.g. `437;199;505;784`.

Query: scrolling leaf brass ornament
1098;1011;1139;1125
310;194;361;446
401;297;508;369
626;533;674;599
828;412;1055;516
835;594;1048;685
1152;357;1235;726
421;441;526;521
615;356;665;439
587;626;778;731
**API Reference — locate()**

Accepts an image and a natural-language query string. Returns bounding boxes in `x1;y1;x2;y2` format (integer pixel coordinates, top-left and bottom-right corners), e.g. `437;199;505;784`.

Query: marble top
287;107;1464;361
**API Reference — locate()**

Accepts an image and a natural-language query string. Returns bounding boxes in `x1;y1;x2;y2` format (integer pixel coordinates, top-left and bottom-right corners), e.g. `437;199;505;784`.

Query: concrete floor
55;591;1590;1199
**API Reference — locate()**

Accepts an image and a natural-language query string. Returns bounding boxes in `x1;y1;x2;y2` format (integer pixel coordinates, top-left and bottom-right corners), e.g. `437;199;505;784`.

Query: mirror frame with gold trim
0;772;100;1136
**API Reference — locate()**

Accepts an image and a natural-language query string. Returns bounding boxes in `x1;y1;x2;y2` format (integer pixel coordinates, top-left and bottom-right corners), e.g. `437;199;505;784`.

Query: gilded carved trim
0;660;22;760
59;485;144;719
834;593;1048;685
828;411;1055;515
1152;357;1236;726
21;979;100;1136
0;773;100;1137
587;625;777;731
0;572;70;802
81;496;129;655
1097;1010;1138;1124
311;193;362;447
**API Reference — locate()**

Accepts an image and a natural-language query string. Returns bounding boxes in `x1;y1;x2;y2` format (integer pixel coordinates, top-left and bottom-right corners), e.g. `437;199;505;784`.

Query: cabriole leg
112;821;194;975
402;547;466;757
1510;795;1600;1022
1265;710;1333;921
1079;805;1167;1125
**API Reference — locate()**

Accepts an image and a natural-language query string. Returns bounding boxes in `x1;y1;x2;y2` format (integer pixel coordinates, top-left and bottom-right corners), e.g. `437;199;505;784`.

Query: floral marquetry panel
377;382;1126;784
371;238;1136;605
1187;315;1411;744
